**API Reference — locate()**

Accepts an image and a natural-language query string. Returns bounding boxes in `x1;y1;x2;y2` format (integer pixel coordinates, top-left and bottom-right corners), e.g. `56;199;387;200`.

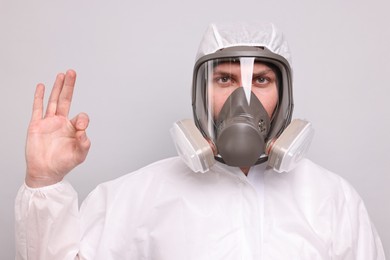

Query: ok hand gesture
25;70;91;188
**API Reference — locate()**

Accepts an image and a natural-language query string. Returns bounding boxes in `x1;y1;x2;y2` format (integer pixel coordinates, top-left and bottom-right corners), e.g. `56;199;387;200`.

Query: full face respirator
171;46;314;173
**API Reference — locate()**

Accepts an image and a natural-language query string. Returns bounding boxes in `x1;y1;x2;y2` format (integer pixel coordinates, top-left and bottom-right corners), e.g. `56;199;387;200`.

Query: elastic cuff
23;180;68;191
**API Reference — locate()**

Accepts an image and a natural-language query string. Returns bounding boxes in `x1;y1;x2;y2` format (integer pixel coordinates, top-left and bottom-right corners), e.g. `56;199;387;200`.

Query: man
15;22;385;259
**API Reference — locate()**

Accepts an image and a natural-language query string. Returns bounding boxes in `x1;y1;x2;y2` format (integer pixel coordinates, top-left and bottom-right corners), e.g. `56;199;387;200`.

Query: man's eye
216;76;232;84
254;77;269;84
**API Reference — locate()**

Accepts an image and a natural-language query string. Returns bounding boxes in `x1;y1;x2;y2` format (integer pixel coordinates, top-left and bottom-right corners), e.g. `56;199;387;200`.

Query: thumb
71;112;91;164
71;112;90;131
75;130;91;163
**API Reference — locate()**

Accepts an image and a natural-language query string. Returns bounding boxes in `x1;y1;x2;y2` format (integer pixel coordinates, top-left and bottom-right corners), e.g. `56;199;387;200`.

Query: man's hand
25;70;91;188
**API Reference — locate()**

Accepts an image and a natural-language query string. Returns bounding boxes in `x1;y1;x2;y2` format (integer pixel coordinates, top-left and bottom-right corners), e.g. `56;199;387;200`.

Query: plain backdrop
1;0;389;258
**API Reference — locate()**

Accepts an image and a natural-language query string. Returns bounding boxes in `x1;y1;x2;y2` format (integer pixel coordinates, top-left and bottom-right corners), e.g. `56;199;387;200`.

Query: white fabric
15;157;385;259
195;21;292;66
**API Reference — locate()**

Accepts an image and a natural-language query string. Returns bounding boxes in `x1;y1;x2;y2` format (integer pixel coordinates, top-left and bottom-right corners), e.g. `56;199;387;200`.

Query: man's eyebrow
252;68;275;77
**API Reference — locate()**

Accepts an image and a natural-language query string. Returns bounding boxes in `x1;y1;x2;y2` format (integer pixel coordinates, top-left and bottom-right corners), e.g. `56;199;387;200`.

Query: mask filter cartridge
266;119;314;172
170;119;215;173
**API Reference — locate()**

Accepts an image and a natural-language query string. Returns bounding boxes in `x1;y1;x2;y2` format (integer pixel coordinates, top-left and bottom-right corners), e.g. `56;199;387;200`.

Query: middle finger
45;73;65;117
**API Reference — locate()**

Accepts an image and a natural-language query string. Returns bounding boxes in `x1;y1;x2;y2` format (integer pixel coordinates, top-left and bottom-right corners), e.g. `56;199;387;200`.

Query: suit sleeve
332;178;386;259
15;180;81;260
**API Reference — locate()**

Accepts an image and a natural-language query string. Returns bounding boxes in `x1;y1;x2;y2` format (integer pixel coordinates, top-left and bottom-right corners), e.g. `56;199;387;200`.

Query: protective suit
15;158;385;259
15;22;385;259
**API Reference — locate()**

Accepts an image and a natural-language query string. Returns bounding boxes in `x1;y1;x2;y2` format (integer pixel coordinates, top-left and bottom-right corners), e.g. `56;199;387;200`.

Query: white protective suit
15;22;385;259
15;157;385;259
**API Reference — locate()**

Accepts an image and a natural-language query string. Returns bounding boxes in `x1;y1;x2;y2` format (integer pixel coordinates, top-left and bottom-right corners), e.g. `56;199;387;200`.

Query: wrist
25;174;63;188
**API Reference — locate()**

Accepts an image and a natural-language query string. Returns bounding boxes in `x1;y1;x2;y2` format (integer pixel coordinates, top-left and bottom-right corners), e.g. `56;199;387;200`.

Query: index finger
56;69;77;117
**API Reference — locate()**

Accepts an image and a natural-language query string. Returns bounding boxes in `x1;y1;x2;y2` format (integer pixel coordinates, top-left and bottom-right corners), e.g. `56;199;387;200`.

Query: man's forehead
213;61;272;71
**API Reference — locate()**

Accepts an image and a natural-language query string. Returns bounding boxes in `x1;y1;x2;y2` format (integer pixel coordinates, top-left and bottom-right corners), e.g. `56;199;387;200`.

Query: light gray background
1;0;389;258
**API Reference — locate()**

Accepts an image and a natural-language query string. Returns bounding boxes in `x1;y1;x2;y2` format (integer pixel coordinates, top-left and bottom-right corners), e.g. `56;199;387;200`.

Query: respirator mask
171;46;314;173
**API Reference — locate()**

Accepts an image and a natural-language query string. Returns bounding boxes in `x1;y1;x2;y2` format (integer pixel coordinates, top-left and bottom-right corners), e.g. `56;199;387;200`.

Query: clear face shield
194;57;278;166
171;47;314;173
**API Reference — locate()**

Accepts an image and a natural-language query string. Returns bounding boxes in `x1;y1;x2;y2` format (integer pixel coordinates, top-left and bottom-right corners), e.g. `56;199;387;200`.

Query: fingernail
78;121;86;129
